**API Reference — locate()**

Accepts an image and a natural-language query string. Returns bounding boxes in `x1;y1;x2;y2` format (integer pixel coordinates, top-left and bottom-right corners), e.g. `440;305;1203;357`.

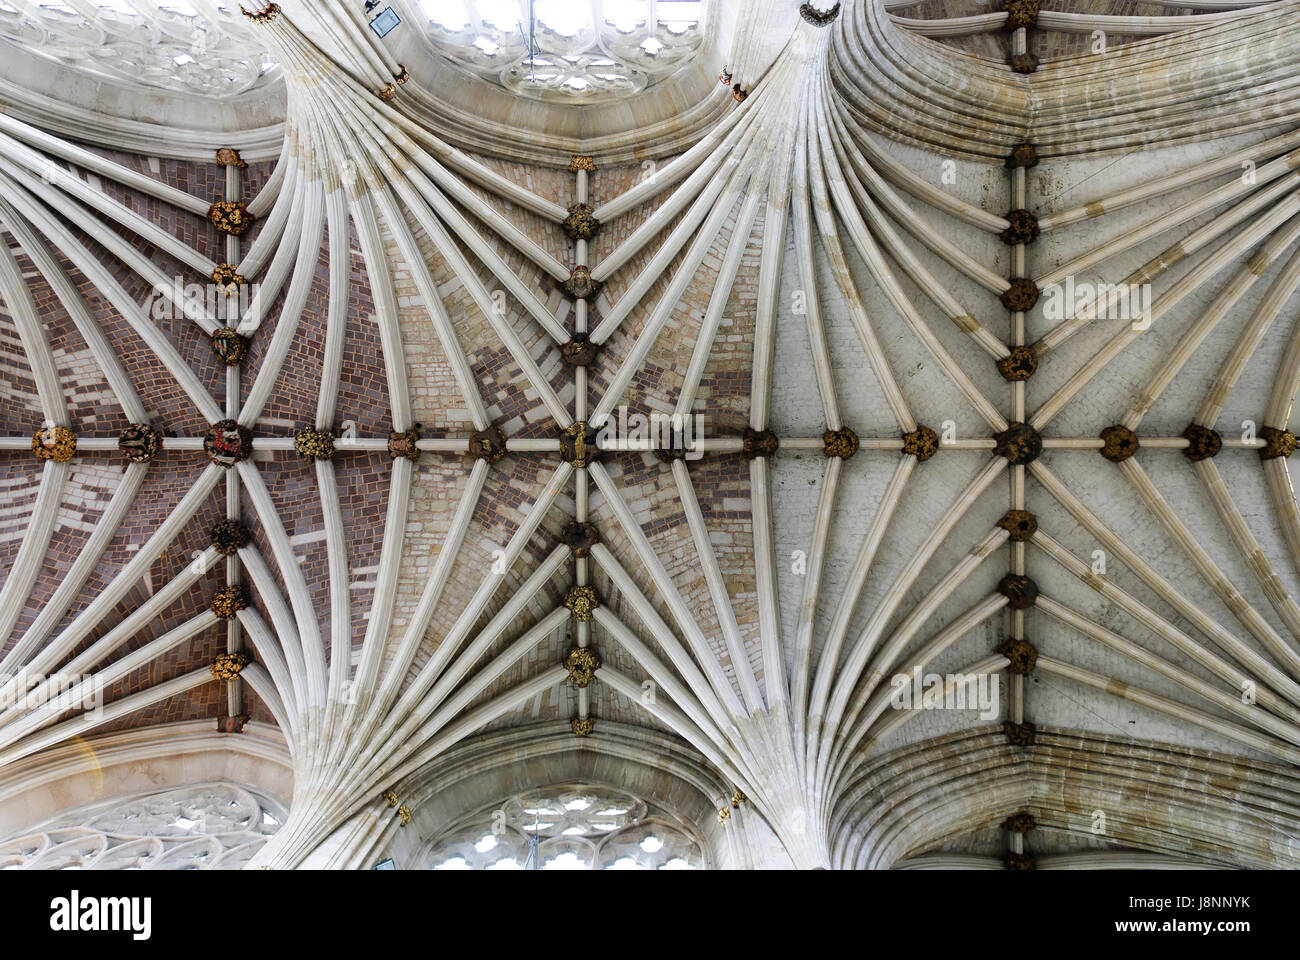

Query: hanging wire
515;0;539;85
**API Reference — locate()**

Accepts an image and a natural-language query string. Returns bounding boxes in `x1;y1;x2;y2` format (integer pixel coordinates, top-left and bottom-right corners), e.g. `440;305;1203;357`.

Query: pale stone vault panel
2;0;1300;869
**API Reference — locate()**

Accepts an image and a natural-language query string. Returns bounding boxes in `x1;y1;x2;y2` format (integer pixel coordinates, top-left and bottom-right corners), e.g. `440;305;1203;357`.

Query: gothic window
0;1;278;97
422;785;704;869
416;0;708;102
0;783;284;870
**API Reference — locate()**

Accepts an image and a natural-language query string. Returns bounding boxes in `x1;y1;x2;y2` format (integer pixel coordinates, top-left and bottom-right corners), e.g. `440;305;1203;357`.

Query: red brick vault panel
17;246;130;437
11;460;128;638
4;152;247;733
0;460;41;604
337;227;388;434
41;233;224;436
4;456;221;658
251;454;345;665
335;451;390;655
3;132;776;754
252;262;330;433
83;148;226;261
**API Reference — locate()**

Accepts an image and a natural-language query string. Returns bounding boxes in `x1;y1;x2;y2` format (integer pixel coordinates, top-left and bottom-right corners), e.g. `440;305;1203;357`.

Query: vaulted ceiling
2;0;1300;870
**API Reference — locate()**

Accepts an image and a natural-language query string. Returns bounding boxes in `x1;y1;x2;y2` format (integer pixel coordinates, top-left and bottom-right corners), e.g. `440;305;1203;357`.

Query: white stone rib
374;667;573;797
371;539;571;750
238;169;305;333
386;182;571;424
805;457;915;753
838;530;1010;756
238;462;329;710
749;457;787;709
0;228;64;422
674;189;762;419
813;92;1006;430
247;148;289;219
789;457;841;773
239;664;294;744
355;459;489;699
0;461;66;653
1040;597;1300;746
1039;127;1300;232
1125;213;1300;428
1031;527;1300;719
0;170;223;421
592;62;774;223
239;180;327;425
827;93;1011;294
589;543;739;739
861;654;1009;749
415;608;571;740
315;459;353;711
1036;8;1258;33
0;468;222;684
590;156;768;418
240;155;299;277
600;666;753;795
239;546;310;717
1037;655;1300;766
672;458;765;713
0;111;211;216
591;112;762;286
0;669;213;769
0;464;146;660
347;190;414;431
793;96;843;429
0;612;218;749
0;155;220;335
814;459;1007;795
847;595;1009;759
1119;458;1300;677
315;187;350;429
0;130;215;276
1036;156;1300;294
804;138;915;433
593;609;735;757
1033;188;1300;428
1200;245;1300;427
0;202;145;421
589;462;748;718
236;607;300;739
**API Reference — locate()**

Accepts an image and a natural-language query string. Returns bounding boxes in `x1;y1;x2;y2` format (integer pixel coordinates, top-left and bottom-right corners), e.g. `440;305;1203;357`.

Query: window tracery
416;0;707;102
422;785;703;869
0;0;278;97
0;783;283;870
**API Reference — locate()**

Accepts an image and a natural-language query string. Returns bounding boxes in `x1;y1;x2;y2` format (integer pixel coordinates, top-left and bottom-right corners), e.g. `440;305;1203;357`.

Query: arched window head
0;2;278;98
0;782;283;870
417;0;708;102
422;784;704;869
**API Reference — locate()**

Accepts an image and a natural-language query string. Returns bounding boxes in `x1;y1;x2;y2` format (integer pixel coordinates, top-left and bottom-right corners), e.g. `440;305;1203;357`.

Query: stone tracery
414;0;709;102
0;0;279;98
0;783;283;870
420;785;702;870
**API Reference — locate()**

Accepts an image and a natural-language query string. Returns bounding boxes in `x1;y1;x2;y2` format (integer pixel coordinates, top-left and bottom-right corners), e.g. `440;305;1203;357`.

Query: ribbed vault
1;0;1300;870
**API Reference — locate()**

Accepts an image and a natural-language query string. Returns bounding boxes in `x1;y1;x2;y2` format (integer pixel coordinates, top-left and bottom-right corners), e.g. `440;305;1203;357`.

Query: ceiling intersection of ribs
2;0;1300;870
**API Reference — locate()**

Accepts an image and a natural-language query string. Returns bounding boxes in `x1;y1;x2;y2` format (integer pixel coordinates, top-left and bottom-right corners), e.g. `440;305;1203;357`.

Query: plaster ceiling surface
1;0;1300;871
